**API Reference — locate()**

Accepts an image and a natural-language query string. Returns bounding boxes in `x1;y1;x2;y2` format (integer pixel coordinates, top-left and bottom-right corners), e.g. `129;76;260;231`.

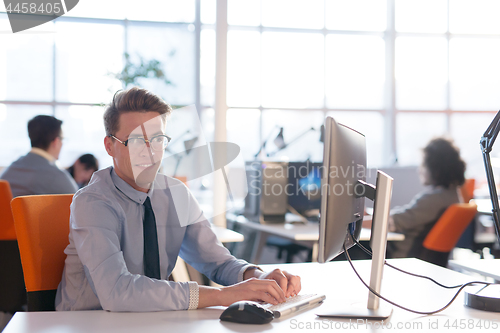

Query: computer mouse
219;301;274;324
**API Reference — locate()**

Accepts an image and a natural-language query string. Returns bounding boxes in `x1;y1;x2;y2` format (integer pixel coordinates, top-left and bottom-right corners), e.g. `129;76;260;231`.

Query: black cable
353;239;463;289
343;244;495;315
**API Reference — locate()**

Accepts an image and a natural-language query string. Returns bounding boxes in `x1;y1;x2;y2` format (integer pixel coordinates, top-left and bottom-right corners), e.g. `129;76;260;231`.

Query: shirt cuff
187;282;199;310
238;265;263;282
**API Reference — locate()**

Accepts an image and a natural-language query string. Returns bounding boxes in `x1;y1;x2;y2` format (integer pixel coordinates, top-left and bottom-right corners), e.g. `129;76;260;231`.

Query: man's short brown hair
103;87;172;136
28;115;63;150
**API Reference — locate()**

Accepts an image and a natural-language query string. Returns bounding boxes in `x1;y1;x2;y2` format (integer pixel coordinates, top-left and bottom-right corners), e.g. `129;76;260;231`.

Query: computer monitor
244;160;322;222
243;161;289;222
317;116;394;319
287;161;322;217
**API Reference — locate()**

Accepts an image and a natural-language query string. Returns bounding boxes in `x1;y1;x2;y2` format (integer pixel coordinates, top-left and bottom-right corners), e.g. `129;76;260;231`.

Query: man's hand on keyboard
209;268;302;308
258;268;301;298
216;278;286;306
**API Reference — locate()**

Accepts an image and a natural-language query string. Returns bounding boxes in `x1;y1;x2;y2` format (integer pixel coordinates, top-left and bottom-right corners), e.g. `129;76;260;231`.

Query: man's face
105;111;166;192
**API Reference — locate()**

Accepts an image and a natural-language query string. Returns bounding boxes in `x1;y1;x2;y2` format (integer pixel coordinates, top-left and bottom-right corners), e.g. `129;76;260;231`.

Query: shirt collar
30;147;56;163
110;167;155;205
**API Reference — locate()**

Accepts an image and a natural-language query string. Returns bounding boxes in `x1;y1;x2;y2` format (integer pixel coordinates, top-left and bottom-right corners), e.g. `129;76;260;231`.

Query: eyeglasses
109;134;172;152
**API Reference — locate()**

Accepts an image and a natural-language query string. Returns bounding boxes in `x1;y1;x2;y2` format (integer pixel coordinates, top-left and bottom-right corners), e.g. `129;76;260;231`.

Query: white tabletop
228;213;404;263
5;258;498;333
448;259;500;281
228;213;405;242
212;225;244;243
473;198;493;215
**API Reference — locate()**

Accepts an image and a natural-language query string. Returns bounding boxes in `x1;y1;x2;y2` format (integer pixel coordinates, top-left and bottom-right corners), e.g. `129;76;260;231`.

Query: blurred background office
1;0;500;233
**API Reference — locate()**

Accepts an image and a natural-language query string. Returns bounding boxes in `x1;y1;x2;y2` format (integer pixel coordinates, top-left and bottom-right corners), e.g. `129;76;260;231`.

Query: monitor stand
316;171;394;320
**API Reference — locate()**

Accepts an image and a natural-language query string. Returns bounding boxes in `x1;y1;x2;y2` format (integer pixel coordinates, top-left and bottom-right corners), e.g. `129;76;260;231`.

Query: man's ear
50;136;61;147
104;136;114;157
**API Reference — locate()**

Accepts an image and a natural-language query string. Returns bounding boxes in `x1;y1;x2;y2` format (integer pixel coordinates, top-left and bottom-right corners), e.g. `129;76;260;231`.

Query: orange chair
0;180;16;241
418;203;477;267
11;194;73;311
0;180;26;313
460;179;475;203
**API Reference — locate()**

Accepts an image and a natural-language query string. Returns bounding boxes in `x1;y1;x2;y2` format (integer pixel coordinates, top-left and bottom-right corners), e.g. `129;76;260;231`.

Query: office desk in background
449;259;500;282
468;199;499;244
473;198;496;215
227;213;405;264
4;258;498;333
213;225;245;243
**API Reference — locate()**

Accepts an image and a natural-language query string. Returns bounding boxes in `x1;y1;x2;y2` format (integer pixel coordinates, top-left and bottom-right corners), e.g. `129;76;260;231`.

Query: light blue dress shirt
56;167;253;311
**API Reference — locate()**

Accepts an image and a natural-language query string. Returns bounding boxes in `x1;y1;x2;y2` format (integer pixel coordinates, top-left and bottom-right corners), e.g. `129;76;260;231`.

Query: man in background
1;115;78;197
0;116;78;326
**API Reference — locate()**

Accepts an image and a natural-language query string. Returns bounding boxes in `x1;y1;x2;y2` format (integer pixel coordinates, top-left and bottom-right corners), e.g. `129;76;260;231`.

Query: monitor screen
287;161;322;216
318;117;366;263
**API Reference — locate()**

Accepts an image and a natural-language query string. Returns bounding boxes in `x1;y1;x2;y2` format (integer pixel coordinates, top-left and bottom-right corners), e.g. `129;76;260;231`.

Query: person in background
0;115;78;322
386;137;466;258
67;154;99;188
1;115;78;197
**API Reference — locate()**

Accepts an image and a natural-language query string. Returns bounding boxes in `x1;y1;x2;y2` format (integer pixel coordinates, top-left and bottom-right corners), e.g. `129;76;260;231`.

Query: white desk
4;258;499;333
474;198;493;215
213;225;245;243
468;199;499;244
449;259;500;282
228;213;404;263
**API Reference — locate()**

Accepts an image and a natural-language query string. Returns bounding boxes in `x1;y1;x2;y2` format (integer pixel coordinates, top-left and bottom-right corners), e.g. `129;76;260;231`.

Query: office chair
11;194;73;311
418;203;477;267
0;180;26;313
460;178;475;203
456;179;476;249
0;181;16;240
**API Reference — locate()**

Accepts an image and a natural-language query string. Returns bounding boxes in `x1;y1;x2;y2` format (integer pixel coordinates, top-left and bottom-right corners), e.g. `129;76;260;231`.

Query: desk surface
213;225;244;243
448;259;500;281
474;198;493;215
5;258;498;333
228;213;405;242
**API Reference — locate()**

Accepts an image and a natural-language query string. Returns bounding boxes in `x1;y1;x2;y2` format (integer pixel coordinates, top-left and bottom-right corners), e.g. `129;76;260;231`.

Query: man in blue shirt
1;115;78;197
56;87;301;311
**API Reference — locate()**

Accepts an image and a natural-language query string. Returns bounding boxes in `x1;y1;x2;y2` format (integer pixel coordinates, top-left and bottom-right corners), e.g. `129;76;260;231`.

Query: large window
224;0;388;166
0;1;196;169
394;0;500;179
1;0;500;184
222;0;500;182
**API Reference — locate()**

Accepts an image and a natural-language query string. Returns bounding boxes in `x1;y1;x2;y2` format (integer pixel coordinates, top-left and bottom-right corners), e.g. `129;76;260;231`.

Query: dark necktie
143;197;161;279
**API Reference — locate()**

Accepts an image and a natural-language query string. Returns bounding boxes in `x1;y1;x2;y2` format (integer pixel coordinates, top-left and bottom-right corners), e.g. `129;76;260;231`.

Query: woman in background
386;138;466;259
68;154;99;188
